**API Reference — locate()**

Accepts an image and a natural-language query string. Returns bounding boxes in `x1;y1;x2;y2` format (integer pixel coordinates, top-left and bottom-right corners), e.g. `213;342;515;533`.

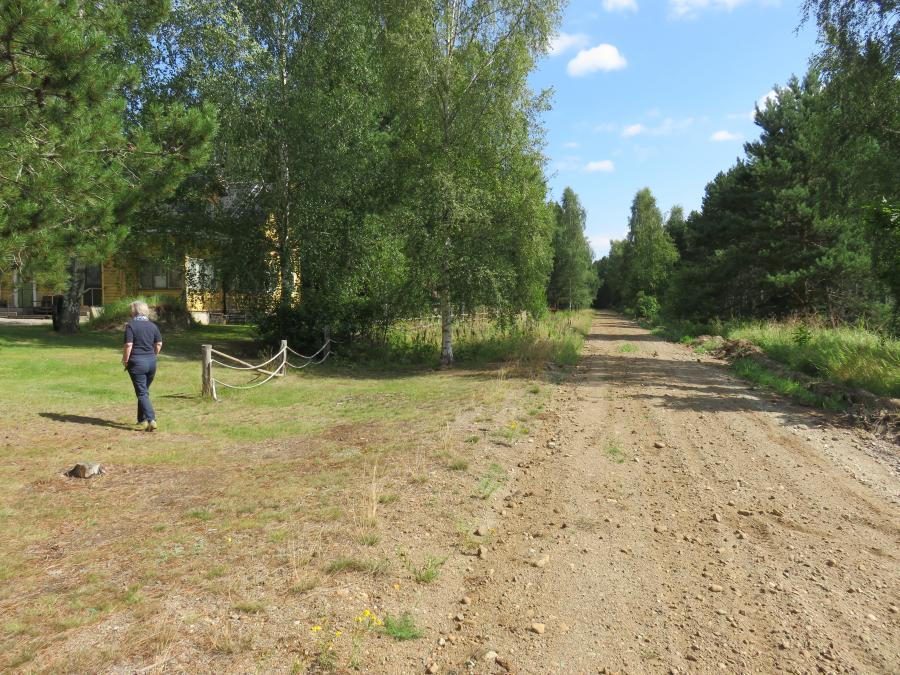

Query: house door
14;274;33;308
82;265;103;306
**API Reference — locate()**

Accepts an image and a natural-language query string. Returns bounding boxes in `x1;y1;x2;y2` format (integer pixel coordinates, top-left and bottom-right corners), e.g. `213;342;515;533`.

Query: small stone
482;650;498;663
532;555;550;568
890;605;898;614
780;640;791;650
867;613;877;622
475;526;488;537
709;584;724;593
438;637;446;647
455;613;465;622
654;525;669;534
530;622;545;635
461;596;472;606
477;546;488;559
713;513;722;523
64;461;105;479
496;657;512;671
826;559;836;567
426;663;439;674
654;441;666;449
737;509;752;516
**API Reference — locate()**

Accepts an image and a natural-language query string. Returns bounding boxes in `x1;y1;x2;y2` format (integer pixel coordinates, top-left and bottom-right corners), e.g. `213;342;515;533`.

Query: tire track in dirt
431;311;899;674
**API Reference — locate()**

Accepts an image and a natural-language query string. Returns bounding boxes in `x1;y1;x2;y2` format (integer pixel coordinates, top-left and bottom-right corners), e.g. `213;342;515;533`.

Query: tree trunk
439;253;453;366
59;259;84;334
439;288;453;366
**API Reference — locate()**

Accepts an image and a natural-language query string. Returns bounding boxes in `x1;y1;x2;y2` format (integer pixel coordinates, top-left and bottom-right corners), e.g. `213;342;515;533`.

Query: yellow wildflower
311;625;322;632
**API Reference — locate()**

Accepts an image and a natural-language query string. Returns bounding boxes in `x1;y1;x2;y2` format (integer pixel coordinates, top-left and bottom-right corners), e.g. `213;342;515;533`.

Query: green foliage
379;612;422;641
731;358;845;410
86;296;191;331
381;0;563;364
730;322;900;397
548;188;599;310
1;0;214;329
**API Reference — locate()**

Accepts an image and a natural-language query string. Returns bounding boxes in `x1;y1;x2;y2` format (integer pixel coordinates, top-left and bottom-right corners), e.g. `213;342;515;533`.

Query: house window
139;262;183;290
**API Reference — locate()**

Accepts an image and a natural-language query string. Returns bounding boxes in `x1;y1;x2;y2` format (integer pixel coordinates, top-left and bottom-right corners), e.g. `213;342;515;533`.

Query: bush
87;295;192;331
635;292;661;324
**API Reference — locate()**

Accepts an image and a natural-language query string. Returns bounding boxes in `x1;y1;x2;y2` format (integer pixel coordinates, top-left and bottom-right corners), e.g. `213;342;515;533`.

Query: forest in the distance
594;1;898;334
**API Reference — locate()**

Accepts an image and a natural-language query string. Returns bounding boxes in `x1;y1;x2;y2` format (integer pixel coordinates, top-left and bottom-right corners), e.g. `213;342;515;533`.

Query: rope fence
201;332;332;400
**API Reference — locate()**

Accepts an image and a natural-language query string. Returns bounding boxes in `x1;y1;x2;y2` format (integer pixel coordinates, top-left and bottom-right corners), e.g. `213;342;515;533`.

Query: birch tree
383;0;561;364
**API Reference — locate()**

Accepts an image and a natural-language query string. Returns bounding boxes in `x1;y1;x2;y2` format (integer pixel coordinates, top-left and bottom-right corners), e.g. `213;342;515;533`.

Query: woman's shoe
148;420;158;432
135;421;150;431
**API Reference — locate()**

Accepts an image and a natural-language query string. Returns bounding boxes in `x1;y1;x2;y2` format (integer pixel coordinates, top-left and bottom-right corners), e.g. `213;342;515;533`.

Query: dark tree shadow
39;412;132;430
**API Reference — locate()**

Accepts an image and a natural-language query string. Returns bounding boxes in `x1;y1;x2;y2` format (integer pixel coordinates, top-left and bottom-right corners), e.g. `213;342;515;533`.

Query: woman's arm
122;342;133;366
154;341;162;356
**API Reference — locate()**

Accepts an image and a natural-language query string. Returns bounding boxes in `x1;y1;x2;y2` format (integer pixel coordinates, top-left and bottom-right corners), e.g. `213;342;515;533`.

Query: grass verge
651;317;899;398
732;358;844;410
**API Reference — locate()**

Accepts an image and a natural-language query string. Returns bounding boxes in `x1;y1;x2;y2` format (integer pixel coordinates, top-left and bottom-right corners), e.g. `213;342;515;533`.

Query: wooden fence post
279;339;288;376
201;344;212;397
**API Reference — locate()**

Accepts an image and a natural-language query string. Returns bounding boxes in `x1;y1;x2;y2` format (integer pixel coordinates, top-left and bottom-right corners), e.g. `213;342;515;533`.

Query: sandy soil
397;311;899;674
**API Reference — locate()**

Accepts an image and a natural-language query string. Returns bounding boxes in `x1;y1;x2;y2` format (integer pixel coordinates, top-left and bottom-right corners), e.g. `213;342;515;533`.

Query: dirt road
419;312;899;674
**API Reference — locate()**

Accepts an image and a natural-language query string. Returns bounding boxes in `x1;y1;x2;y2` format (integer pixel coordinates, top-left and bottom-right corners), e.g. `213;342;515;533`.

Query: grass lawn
0;313;587;672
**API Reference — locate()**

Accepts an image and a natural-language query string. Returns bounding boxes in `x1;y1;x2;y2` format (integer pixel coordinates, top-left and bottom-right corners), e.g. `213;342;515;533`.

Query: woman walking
122;301;163;431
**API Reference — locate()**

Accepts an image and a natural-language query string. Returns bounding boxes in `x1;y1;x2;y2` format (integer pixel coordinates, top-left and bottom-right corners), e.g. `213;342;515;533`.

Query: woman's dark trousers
128;357;157;423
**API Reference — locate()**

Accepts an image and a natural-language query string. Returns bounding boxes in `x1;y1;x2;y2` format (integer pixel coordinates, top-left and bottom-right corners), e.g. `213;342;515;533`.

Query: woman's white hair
130;301;150;317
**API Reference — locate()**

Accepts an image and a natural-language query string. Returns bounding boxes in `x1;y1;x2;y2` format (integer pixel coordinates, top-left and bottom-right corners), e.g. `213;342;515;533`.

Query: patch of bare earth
374;311;899;674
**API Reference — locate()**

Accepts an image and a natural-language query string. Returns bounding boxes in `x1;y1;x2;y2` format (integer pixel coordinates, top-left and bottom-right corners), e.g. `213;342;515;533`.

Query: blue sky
531;0;819;257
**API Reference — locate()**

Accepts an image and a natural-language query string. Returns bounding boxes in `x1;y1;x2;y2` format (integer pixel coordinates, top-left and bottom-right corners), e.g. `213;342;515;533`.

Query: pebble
483;650;498;663
867;613;877;622
475;526;489;537
890;606;898;614
654;525;669;533
461;596;472;606
826;559;836;567
713;513;722;523
709;584;724;593
532;555;550;568
426;663;439;674
530;623;546;635
737;509;752;516
654;441;666;449
478;546;488;559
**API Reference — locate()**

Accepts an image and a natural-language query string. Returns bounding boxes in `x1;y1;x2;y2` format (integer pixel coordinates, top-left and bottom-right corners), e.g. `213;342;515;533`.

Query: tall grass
729;322;900;398
652;316;900;398
351;310;592;369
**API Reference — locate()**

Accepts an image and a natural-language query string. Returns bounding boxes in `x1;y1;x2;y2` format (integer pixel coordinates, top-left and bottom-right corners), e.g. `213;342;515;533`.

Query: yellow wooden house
0;257;260;323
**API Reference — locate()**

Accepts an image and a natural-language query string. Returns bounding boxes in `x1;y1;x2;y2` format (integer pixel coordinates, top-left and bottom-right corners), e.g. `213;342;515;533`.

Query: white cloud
552;155;583;172
567;44;627;76
621;117;693;137
584;159;615;172
548;32;589;57
730;89;779;121
757;88;778;110
563;141;581;149
603;0;638;11
669;0;753;18
710;130;743;141
593;122;618;133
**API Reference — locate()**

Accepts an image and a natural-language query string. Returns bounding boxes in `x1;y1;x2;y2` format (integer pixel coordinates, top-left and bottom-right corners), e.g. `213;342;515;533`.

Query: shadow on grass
39;412;133;430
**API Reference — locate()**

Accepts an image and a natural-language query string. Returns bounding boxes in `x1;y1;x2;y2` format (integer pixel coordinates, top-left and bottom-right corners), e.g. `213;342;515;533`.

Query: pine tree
0;1;214;331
